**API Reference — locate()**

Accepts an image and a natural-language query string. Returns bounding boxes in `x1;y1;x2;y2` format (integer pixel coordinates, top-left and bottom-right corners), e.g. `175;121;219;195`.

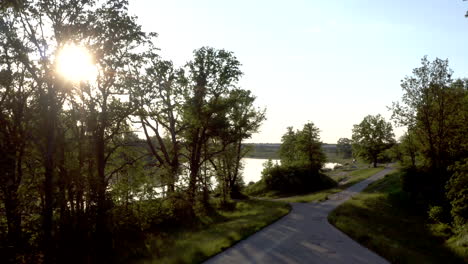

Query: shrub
400;167;446;204
262;164;336;194
446;158;468;227
428;205;445;223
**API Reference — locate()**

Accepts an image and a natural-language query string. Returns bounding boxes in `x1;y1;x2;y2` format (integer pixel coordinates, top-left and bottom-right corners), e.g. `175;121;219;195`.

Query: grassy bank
135;199;290;264
328;171;467;264
280;167;384;203
245;166;384;203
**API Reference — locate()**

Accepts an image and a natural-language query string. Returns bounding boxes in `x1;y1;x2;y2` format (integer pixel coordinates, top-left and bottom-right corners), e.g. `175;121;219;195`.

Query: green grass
279;188;342;203
244;179;284;198
135;199;290;264
280;167;384;203
447;227;468;259
328;171;467;264
247;167;385;203
340;167;385;187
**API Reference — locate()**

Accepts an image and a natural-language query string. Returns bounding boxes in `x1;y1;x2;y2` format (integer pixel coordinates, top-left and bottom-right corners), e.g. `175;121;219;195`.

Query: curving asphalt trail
204;167;394;264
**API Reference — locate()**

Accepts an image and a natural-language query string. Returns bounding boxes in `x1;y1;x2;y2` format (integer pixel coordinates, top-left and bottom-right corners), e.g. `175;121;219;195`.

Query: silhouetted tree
133;58;186;195
182;47;243;210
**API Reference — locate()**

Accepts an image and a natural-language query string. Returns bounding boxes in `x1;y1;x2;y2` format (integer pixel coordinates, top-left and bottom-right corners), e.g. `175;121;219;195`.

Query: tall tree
391;56;468;228
391;57;466;174
295;122;326;171
279;123;325;171
0;19;35;259
1;0;153;261
133;58;185;195
398;131;419;168
77;0;153;257
182;47;242;209
211;88;265;201
278;126;297;166
1;1;95;260
352;114;395;168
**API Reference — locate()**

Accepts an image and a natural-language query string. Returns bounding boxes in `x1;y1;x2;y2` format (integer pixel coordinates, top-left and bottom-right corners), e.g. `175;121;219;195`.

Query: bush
428;205;445;223
262;164;336;194
446;158;468;227
400;167;446;204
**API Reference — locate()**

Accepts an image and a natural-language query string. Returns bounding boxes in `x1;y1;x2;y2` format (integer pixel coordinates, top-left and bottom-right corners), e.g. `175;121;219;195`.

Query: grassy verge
135;199;290;264
255;167;385;203
280;167;384;203
328;171;467;264
338;167;385;187
279;188;342;203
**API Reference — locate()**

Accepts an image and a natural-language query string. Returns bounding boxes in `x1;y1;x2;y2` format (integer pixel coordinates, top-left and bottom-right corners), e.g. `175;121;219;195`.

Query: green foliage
391;57;468;229
428;206;445;223
329;172;467;264
398;131;420;168
391;57;467;173
137;199;290;264
261;164;336;194
211;88;266;202
0;0;25;11
279;122;325;170
447;224;468;258
181;46;248;208
280;167;385;203
446;158;468;227
278;127;297;165
352;114;395;167
0;1;266;262
254;123;332;195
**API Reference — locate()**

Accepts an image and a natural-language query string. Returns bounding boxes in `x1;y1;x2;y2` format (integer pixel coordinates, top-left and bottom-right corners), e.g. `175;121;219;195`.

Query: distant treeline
244;143;337;159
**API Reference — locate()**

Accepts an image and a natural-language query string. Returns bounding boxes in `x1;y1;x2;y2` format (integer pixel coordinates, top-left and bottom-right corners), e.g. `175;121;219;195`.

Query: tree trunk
4;189;22;251
188;165;198;207
43;86;57;264
0;148;22;256
230;140;243;199
95;124;110;261
167;166;177;194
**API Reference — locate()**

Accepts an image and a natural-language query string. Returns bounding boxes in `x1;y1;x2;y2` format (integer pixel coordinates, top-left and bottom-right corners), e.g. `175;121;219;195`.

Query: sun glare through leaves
56;43;97;82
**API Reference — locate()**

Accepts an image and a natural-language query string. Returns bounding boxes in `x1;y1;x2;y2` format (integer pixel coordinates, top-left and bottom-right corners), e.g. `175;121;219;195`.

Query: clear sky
128;0;468;144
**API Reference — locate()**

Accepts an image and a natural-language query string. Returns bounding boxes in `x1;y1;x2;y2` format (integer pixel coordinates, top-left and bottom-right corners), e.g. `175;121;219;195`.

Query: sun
56;43;97;82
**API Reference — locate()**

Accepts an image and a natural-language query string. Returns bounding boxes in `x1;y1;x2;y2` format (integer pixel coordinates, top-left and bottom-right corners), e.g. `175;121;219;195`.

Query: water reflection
242;158;341;184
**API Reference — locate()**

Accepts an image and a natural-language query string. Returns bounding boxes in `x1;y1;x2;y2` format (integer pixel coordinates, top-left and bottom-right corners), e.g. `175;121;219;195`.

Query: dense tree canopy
352;114;395;168
263;122;333;194
0;1;265;263
279;122;325;170
391;56;468;229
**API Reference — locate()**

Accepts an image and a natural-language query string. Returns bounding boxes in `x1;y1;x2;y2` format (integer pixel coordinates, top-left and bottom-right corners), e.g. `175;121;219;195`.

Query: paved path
204;167;394;264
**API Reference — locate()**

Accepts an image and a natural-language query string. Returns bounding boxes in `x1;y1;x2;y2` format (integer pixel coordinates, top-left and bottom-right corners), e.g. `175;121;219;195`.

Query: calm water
242;158;340;184
242;158;280;184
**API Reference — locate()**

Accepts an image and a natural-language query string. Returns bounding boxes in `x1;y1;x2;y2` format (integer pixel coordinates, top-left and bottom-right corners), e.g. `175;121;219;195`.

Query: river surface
242;158;340;184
